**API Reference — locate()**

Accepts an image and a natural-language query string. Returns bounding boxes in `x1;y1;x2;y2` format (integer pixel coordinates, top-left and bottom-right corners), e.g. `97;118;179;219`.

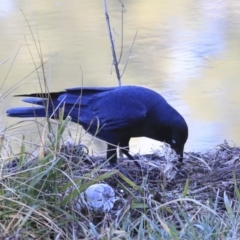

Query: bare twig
103;0;121;86
121;30;138;78
117;1;125;65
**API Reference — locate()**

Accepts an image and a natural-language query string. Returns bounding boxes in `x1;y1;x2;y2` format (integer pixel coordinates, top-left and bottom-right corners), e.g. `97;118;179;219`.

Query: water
1;0;240;155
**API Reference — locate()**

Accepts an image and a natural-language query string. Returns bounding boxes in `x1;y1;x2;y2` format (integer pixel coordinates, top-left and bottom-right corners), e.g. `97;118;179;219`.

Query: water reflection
1;0;240;155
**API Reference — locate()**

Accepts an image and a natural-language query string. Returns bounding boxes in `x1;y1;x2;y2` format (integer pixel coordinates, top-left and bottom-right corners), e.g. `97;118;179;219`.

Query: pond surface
1;0;240;155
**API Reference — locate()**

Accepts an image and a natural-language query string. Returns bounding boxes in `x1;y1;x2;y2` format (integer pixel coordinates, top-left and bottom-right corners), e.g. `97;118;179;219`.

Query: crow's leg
107;144;135;181
107;144;118;165
119;141;142;169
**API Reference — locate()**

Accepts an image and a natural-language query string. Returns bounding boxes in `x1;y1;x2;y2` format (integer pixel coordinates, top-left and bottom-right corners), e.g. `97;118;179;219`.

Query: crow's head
165;114;188;161
169;119;188;162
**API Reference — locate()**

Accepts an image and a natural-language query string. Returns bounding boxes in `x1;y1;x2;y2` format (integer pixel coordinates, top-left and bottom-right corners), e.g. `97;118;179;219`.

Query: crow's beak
173;145;184;162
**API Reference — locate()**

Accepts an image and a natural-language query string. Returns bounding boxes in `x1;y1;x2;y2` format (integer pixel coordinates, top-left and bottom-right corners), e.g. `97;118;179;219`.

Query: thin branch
110;28;118;75
121;30;138;78
103;0;121;86
117;1;125;65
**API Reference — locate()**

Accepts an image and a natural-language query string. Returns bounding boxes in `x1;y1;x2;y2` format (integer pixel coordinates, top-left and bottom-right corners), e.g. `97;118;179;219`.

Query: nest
5;140;240;208
56;141;240;210
120;141;240;207
90;141;240;207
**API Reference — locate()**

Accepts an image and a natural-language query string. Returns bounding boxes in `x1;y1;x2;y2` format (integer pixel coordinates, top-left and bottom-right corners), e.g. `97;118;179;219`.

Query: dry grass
1;116;240;240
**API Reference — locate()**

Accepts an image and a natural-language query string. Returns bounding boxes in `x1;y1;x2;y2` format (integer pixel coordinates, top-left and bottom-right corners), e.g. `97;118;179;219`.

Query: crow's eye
172;139;176;144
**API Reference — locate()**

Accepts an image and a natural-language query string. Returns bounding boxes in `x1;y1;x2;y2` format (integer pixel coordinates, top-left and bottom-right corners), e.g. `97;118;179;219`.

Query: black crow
6;86;188;167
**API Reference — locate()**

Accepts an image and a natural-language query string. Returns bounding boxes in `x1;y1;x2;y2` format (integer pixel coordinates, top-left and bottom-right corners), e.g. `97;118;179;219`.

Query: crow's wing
89;90;147;130
8;86;147;130
11;87;117;124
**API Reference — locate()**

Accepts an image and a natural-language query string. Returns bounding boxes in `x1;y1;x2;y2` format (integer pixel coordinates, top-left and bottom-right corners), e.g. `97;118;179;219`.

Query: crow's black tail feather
6;107;48;118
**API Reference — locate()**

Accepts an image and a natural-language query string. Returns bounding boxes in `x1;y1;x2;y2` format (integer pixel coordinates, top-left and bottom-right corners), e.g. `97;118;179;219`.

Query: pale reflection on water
1;0;240;156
